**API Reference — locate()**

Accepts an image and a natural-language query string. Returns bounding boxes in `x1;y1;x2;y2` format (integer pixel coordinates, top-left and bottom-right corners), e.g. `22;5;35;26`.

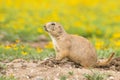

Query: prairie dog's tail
96;52;115;67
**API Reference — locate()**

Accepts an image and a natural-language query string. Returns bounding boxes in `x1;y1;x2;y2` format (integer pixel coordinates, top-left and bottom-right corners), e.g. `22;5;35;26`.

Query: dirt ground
0;57;119;80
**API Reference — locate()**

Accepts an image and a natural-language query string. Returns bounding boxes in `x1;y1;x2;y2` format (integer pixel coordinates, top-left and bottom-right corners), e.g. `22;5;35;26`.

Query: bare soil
1;57;120;80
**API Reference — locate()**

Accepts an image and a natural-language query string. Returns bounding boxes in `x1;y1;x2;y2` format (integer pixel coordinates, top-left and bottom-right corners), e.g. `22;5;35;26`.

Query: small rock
110;66;116;71
34;76;43;80
21;64;27;69
12;59;26;63
33;60;38;63
107;76;114;80
1;70;6;75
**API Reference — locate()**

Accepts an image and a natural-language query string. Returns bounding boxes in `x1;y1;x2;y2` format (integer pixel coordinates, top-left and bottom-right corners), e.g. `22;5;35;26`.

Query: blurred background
0;0;120;60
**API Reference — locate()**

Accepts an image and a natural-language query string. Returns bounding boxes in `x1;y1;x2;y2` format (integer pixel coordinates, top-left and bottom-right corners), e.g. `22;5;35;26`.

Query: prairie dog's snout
44;22;56;32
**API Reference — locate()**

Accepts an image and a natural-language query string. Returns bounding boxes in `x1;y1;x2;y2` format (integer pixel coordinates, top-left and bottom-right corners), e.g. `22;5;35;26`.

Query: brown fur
44;22;115;67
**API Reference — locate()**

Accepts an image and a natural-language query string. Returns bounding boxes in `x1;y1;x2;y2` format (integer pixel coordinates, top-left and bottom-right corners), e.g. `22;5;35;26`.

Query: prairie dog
44;22;115;67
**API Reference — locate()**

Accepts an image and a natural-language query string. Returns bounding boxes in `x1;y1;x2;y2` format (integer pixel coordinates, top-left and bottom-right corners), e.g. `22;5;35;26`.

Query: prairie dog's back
68;35;97;67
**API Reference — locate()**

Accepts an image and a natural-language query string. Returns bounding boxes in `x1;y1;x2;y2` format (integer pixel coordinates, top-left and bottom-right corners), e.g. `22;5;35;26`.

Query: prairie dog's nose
44;25;48;31
43;25;46;28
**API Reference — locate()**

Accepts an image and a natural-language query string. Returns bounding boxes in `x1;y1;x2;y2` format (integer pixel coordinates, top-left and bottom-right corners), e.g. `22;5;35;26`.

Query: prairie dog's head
44;22;65;37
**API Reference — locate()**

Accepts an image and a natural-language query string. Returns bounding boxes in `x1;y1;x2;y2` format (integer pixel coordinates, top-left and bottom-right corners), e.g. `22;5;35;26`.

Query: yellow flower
0;13;6;22
112;32;120;39
37;28;43;33
20;45;25;49
15;39;20;43
11;43;16;48
13;47;18;50
95;40;104;49
74;22;82;27
4;45;11;49
36;47;43;53
45;41;53;49
21;51;28;56
114;40;120;47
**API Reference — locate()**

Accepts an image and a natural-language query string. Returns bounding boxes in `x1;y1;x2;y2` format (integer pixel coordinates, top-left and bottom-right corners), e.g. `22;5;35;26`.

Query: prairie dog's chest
50;35;59;49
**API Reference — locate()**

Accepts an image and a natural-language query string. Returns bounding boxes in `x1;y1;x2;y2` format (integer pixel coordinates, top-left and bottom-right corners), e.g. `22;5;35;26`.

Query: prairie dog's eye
51;23;55;26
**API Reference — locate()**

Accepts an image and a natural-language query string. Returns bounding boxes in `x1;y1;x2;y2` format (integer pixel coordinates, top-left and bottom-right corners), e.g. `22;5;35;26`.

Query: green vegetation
83;71;108;80
68;71;74;76
60;75;67;80
0;76;16;80
0;42;55;61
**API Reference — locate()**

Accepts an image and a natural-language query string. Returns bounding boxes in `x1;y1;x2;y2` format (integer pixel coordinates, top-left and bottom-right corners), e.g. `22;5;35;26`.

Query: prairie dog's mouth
43;25;48;32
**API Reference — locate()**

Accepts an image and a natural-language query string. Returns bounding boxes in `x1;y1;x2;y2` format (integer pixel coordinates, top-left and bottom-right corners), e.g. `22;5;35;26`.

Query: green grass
0;41;119;62
60;75;67;80
83;70;108;80
0;76;16;80
0;43;55;61
68;71;74;76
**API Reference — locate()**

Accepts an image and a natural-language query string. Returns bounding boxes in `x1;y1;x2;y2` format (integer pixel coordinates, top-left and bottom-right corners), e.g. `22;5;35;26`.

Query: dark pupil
51;23;55;25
